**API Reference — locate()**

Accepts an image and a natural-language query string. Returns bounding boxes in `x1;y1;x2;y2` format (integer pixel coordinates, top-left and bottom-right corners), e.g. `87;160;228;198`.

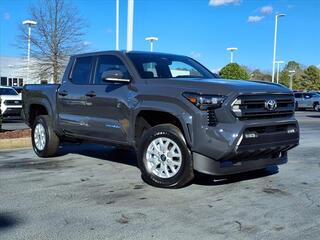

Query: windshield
127;53;216;79
0;88;18;95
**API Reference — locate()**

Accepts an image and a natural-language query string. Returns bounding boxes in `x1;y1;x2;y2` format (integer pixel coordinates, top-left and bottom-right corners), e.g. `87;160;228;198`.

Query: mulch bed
0;129;31;139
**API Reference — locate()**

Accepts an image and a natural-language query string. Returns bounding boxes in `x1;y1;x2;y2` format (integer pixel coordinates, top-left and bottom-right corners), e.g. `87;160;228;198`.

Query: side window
94;55;130;84
71;56;93;84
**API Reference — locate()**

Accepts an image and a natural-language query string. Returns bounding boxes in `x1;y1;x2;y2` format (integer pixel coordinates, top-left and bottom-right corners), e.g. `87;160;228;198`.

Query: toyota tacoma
22;51;299;188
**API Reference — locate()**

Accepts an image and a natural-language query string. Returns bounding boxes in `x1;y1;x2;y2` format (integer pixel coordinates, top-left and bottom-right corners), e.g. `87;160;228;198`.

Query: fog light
287;128;296;134
244;132;258;138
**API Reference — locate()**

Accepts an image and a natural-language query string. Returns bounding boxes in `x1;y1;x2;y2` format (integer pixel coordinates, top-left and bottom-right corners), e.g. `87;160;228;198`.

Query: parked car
13;86;24;94
0;86;23;119
22;51;299;188
294;92;320;111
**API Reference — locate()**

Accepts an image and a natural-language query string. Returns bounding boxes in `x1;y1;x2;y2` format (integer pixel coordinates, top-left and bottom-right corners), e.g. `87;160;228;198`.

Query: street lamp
126;0;134;51
22;19;37;83
226;47;238;63
288;70;296;90
275;60;284;84
272;13;286;83
145;37;159;52
115;0;119;50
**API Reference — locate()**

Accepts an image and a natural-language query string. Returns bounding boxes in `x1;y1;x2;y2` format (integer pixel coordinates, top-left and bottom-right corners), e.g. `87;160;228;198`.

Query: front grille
207;109;218;126
4;100;22;105
232;94;294;120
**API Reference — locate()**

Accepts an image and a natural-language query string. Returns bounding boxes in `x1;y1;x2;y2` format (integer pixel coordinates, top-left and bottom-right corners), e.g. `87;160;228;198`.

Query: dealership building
0;56;27;87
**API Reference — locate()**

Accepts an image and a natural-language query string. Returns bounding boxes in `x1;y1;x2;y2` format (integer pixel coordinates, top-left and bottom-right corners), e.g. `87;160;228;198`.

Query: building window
8;78;12;86
1;77;7;86
19;78;23;86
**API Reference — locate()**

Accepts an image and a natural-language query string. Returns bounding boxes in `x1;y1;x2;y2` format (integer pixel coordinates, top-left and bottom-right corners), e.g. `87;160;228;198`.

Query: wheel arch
27;99;53;127
133;106;193;148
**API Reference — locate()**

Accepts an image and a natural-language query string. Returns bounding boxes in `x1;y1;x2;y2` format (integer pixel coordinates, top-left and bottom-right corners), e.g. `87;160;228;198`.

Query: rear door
57;56;94;135
303;93;313;108
83;54;133;143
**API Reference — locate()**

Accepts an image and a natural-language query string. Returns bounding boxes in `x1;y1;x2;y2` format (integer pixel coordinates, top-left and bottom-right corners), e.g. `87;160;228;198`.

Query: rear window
0;88;18;95
71;56;93;84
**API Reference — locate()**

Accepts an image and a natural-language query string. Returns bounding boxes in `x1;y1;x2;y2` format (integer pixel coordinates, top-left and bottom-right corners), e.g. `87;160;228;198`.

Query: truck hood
146;78;292;96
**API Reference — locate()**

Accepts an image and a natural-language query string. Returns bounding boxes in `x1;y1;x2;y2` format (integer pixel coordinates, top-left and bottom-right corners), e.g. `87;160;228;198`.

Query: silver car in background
294;92;320;111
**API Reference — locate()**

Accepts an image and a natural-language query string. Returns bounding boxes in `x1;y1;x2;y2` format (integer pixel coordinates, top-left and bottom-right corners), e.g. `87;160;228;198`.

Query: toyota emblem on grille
265;99;277;111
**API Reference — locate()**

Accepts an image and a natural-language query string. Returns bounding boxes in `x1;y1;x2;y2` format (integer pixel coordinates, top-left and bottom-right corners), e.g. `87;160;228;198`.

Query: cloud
260;5;273;14
248;15;264;23
209;0;240;7
3;12;10;20
190;51;201;59
83;41;91;46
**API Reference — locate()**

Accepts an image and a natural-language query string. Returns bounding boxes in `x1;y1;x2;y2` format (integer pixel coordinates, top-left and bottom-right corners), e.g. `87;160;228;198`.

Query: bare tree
19;0;86;83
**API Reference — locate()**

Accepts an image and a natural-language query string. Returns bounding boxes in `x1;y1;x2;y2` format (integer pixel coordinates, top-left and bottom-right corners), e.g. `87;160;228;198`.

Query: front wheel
137;124;194;188
314;103;320;112
32;115;60;158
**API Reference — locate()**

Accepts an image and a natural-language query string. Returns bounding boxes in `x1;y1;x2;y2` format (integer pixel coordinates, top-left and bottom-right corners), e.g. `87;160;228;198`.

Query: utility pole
127;0;134;51
272;13;285;83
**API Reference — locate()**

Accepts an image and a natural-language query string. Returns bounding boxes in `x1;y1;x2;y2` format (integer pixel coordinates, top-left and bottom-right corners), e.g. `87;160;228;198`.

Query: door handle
85;91;96;97
58;90;68;96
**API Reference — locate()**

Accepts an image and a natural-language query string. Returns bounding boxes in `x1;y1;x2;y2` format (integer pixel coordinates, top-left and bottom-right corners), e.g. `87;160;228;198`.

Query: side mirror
101;70;130;83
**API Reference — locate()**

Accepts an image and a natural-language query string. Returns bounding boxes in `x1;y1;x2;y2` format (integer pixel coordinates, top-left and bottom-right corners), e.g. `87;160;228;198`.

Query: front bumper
191;117;299;175
2;107;22;117
193;151;289;175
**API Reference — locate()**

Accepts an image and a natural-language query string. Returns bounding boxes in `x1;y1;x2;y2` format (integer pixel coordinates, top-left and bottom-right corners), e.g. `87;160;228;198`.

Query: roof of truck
71;50;184;58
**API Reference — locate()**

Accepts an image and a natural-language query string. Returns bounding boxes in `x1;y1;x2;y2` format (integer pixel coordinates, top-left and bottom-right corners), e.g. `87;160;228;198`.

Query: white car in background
0;86;22;119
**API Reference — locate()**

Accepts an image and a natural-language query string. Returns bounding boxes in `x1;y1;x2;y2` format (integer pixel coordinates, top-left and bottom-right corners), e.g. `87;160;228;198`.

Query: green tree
279;70;290;87
284;61;302;72
219;63;249;80
301;66;320;90
251;69;272;81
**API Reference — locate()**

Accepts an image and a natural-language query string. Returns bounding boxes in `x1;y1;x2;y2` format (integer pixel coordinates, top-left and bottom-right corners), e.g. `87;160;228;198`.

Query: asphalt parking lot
1;111;319;240
1;119;28;131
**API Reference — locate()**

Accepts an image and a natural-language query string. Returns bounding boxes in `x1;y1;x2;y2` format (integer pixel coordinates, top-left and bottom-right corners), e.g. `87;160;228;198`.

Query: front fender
132;100;194;147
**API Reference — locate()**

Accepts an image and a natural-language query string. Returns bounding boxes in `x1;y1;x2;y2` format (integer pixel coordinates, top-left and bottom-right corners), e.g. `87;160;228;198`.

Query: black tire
295;102;299;111
32;115;60;158
137;124;194;188
314;103;320;112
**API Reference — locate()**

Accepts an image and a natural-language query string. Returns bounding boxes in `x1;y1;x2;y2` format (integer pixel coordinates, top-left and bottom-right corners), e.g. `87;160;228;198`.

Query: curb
0;137;32;151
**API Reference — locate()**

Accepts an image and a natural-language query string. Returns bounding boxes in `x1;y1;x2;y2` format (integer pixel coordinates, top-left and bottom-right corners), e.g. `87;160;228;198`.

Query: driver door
83;54;132;143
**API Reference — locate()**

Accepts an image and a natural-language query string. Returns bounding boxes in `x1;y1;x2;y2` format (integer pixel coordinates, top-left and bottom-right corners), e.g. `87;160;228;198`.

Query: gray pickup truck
22;51;299;188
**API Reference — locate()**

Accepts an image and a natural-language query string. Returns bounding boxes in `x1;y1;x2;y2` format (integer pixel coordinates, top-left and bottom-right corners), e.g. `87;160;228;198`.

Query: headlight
183;92;226;110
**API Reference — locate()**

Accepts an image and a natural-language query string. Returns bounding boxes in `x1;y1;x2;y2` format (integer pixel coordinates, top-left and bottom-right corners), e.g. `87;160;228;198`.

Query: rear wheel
32;115;60;157
138;124;194;188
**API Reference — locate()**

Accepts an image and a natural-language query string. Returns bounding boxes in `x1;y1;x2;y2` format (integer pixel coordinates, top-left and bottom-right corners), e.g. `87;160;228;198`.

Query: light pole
127;0;134;51
115;0;119;50
289;70;296;90
145;37;159;52
22;19;37;83
272;13;285;83
275;60;284;84
226;47;238;63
